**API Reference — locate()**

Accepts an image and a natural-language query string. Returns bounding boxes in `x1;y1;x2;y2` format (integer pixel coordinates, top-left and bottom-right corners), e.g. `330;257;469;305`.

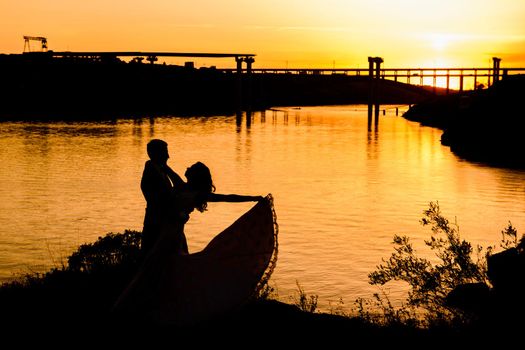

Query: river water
0;105;524;313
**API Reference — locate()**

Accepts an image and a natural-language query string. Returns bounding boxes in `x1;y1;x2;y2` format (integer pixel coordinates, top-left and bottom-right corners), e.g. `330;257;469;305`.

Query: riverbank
0;279;491;347
1;229;520;347
0;282;512;348
402;74;525;168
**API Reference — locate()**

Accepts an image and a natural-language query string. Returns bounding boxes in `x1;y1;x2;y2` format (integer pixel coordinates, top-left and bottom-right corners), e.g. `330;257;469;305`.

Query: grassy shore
1;228;521;347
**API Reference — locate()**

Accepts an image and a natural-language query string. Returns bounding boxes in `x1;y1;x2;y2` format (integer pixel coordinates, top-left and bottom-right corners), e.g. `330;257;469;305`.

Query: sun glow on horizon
426;33;457;52
2;0;525;69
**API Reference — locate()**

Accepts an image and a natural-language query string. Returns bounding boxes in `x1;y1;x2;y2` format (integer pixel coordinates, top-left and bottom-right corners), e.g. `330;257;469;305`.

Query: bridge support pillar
235;56;255;125
244;57;255;123
235;56;244;124
368;56;383;130
491;57;501;86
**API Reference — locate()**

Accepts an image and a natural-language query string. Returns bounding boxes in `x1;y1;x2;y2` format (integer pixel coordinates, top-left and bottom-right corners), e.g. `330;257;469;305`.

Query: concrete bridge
44;50;525;96
13;48;525;117
46;51;525;92
223;57;525;92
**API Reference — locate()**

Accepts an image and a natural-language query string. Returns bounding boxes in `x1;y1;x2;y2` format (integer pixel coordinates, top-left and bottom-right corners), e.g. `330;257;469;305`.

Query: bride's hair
186;162;216;212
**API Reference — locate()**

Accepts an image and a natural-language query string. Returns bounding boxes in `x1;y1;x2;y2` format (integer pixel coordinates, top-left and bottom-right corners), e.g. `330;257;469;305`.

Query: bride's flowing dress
112;194;278;326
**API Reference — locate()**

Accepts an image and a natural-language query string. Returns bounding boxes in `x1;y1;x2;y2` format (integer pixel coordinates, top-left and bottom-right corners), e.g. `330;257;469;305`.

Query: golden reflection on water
0;106;524;313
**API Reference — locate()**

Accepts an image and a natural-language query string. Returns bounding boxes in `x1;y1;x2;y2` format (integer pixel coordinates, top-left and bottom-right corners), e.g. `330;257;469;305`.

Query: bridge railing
221;67;525;91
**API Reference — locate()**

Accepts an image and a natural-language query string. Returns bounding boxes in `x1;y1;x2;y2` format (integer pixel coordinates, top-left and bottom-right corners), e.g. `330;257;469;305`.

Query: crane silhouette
23;36;48;52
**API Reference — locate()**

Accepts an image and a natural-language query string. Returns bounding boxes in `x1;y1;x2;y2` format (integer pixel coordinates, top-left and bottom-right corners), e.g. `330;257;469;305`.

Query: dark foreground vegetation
1;202;523;346
403;74;525;168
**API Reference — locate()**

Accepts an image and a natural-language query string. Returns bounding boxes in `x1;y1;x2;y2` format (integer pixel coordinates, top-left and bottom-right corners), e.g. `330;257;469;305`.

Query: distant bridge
49;50;256;69
24;49;525;118
222;66;525;93
223;57;524;92
19;35;523;93
14;36;525;118
45;50;525;92
51;51;255;59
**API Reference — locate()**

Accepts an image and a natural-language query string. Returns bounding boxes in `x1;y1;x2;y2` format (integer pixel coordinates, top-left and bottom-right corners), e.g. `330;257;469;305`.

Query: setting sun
428;34;454;52
1;0;525;69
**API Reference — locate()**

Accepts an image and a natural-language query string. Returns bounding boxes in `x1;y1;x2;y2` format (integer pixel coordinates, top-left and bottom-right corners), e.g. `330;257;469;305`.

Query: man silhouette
140;139;184;254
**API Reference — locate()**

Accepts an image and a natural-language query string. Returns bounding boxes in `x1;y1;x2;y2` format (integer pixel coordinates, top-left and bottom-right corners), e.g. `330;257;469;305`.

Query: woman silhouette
160;161;264;256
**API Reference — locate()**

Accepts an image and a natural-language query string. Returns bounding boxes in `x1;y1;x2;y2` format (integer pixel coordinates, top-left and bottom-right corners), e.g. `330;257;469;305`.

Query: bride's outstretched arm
207;193;264;202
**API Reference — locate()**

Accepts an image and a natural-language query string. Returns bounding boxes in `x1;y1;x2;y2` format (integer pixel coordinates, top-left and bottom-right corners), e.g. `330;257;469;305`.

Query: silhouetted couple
113;139;278;326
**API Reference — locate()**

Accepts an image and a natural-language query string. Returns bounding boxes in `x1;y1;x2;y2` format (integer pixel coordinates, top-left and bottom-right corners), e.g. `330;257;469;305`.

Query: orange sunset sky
2;0;525;69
